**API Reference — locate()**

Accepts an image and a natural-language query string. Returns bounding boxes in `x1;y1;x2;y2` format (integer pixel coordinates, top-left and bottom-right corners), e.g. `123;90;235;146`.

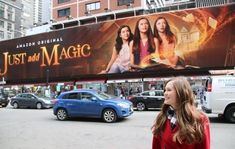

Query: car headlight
117;102;130;108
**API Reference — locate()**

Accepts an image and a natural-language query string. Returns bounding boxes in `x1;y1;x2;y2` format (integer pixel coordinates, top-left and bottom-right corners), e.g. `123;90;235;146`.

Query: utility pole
46;69;49;87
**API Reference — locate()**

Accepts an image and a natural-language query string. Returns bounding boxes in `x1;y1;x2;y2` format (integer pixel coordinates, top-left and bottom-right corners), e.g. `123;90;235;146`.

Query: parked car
53;89;134;123
0;93;9;107
128;90;164;111
10;93;54;109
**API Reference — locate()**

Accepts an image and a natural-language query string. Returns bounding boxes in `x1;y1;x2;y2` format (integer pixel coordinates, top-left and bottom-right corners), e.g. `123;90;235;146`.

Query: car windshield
96;91;116;100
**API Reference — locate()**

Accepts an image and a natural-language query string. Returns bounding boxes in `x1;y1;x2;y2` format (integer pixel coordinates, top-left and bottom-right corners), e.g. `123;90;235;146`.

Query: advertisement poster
0;4;235;83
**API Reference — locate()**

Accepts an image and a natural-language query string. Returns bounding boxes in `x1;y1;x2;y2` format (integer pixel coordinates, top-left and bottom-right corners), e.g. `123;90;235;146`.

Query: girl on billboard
129;17;159;70
153;17;185;68
152;77;210;149
100;25;133;74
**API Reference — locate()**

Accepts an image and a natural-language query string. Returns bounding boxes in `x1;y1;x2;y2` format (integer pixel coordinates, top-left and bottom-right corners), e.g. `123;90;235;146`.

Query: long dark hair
154;17;175;45
133;17;155;64
115;25;133;54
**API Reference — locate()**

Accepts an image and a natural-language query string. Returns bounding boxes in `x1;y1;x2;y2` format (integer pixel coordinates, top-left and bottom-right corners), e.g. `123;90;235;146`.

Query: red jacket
152;114;210;149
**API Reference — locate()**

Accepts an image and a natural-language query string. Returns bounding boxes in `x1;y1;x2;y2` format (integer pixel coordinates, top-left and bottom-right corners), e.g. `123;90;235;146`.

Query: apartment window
58;8;70;17
0;3;5;18
7;32;12;39
7;6;13;12
7;22;12;31
0;30;4;39
86;1;100;11
117;0;134;6
58;0;70;4
7;12;13;21
0;20;4;28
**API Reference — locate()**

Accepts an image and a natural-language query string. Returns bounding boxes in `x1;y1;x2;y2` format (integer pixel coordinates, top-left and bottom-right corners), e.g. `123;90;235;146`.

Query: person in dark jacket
152;77;210;149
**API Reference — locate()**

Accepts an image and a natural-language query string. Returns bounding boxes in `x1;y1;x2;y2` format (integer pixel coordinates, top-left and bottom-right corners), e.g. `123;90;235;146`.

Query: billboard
0;4;235;83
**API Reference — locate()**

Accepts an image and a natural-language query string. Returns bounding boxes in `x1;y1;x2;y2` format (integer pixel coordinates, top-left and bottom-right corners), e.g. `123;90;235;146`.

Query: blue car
53;89;134;123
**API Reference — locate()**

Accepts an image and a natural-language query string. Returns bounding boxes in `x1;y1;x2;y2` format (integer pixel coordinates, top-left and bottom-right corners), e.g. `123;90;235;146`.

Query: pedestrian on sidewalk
151;77;210;149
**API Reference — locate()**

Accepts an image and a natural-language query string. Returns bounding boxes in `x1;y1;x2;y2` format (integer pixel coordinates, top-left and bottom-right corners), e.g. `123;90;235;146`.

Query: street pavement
0;106;235;149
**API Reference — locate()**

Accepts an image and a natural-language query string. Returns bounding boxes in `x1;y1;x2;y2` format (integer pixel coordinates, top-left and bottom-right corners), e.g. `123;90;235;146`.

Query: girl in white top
101;25;133;73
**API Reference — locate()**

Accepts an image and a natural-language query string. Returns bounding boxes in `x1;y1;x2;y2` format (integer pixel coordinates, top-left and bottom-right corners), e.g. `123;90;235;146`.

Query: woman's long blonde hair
152;77;205;144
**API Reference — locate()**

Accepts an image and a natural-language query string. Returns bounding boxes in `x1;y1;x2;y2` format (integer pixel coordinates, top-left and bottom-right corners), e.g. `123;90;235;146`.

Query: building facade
52;0;142;21
0;0;22;41
21;0;34;29
41;0;51;24
0;0;52;41
52;0;235;21
34;0;51;24
22;0;51;28
51;0;234;30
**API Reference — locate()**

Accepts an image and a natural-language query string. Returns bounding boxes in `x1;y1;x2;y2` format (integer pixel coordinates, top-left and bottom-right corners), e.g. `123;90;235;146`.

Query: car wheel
136;102;146;111
225;106;235;123
56;108;68;121
36;102;43;109
13;102;19;109
102;109;117;123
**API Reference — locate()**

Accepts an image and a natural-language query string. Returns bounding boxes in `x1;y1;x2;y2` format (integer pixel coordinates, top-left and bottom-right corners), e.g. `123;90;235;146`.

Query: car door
63;92;83;116
144;91;156;108
26;94;38;108
18;94;29;107
79;92;102;117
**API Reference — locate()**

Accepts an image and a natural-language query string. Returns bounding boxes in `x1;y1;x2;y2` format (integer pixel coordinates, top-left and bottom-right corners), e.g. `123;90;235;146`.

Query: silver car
10;93;54;109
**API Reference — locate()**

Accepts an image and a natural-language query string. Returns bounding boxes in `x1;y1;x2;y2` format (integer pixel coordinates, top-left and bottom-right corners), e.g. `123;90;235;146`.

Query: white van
202;75;235;123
